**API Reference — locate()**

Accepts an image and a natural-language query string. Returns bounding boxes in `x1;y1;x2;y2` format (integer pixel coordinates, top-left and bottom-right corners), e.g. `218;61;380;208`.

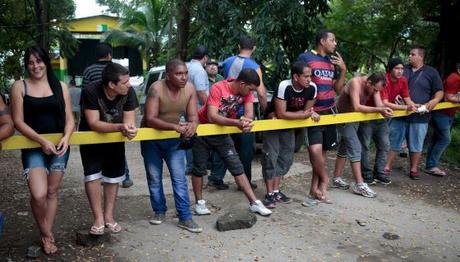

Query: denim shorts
21;148;70;180
388;118;428;153
388;118;407;151
407;122;428;153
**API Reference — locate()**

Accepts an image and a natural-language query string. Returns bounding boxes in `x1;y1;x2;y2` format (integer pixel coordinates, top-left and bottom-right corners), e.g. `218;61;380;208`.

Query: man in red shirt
425;63;460;176
382;58;418;175
191;68;272;217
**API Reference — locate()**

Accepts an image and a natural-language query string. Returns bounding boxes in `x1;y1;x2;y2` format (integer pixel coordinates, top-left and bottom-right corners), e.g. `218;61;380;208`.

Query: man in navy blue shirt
403;45;443;180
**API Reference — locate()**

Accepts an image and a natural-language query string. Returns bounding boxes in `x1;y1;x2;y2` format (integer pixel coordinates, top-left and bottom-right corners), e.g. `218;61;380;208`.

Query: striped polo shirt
82;61;111;88
297;50;337;112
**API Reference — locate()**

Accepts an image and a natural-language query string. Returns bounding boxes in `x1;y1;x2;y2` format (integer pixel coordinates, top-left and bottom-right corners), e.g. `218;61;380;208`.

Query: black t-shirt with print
265;79;317;118
79;80;139;131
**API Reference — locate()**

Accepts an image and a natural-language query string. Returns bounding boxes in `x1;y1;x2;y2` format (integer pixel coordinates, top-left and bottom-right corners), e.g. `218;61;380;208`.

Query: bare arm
349;79;391;117
256;68;267;113
383;96;417;111
0;97;14;142
275;98;311;120
425;90;444;111
207;105;242;128
445;92;460;103
56;82;75;156
84;109;123;133
184;85;199;137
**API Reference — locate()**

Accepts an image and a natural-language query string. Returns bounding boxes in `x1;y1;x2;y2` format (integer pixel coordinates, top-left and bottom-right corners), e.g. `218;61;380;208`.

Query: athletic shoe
363;177;376;185
374;174;391;185
149;213;165;225
352;183;377;198
263;194;276;209
121;178;133;188
274;191;292;204
301;195;318;207
207;180;229;190
195;200;211;215
332;177;350;190
249;200;272;216
177;219;202;233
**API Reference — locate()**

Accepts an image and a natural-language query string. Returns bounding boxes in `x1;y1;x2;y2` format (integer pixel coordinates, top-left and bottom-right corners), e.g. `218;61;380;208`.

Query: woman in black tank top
9;46;74;255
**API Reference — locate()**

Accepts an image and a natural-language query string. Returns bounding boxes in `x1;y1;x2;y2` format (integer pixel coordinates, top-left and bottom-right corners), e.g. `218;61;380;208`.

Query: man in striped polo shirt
297;29;347;206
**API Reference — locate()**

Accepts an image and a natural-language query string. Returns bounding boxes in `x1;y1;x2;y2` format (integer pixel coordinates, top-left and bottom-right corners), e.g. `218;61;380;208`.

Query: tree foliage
0;0;76;92
325;0;459;76
102;0;172;67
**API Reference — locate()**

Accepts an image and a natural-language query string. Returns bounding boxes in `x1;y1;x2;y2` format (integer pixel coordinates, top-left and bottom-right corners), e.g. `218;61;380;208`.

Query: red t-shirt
198;79;254;124
443;72;460;116
381;73;410;103
365;73;409;106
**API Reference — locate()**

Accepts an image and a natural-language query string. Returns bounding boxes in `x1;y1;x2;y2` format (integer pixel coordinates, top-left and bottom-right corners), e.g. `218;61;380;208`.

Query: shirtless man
333;73;393;198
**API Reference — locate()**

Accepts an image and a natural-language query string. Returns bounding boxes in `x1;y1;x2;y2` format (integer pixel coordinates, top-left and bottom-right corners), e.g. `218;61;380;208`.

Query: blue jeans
358;120;389;179
208;132;255;183
140;139;192;221
426;111;454;169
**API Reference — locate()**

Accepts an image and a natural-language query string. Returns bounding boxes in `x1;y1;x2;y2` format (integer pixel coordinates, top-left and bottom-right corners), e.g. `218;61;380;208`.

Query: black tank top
23;80;64;134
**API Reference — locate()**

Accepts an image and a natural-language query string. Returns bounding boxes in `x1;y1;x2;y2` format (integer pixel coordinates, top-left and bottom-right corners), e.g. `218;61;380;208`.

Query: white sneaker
249;200;272;216
195;199;211;215
352;183;377;198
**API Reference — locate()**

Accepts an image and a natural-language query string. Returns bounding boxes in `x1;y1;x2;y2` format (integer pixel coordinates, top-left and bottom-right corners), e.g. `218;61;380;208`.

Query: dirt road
0;142;459;261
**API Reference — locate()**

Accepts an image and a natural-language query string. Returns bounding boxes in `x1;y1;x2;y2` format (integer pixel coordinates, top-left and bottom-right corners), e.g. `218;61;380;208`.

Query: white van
137;66;166;111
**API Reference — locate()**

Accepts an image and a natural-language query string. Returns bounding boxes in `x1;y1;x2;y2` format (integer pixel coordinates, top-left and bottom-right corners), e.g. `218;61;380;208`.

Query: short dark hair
367;72;386;86
315;29;334;47
411;45;426;59
166;58;186;73
192;45;208;60
102;62;129;86
236;68;260;87
291;61;311;78
96;43;113;60
239;35;256;50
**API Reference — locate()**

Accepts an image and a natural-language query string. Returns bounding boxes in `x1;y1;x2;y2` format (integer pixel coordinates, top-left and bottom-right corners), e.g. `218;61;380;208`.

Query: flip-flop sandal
89;225;105;235
424;168;446;177
105;222;122;233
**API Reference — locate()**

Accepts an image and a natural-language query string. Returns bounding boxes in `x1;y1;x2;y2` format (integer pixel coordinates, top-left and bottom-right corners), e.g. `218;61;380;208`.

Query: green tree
325;0;459;76
101;0;172;67
0;0;76;92
191;0;329;89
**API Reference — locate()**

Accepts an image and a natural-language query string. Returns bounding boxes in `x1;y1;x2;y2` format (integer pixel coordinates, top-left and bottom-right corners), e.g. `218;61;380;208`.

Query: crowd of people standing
0;29;459;255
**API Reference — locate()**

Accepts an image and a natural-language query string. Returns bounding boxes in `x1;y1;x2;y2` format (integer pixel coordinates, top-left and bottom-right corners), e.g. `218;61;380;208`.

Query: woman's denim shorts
21;148;70;180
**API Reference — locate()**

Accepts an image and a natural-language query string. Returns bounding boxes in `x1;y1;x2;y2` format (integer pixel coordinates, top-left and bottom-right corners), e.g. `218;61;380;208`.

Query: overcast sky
74;0;107;18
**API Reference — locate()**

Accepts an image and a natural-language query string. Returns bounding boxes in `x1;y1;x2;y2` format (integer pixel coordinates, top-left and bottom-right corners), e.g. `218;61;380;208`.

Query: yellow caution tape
1;102;458;150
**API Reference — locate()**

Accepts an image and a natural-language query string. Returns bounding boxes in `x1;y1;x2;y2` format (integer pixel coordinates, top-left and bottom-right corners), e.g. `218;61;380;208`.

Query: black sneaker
250;182;258;189
263;194;276;209
207;180;229;190
374;174;391;185
363;177;376;185
274;191;292;204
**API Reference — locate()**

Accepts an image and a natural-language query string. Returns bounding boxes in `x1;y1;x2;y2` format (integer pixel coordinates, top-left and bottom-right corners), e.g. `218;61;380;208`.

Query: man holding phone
297;29;347;205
